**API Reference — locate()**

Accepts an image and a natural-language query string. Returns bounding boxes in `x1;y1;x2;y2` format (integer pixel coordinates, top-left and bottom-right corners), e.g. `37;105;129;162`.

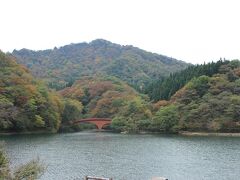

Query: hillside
1;49;240;134
12;39;188;90
146;59;230;101
0;52;62;132
59;76;152;132
152;61;240;132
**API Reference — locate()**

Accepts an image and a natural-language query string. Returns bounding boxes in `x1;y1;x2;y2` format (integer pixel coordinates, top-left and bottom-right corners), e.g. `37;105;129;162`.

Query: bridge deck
75;118;112;123
73;118;112;129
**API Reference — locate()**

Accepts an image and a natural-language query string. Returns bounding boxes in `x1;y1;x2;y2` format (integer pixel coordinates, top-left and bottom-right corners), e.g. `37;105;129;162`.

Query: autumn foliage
0;52;62;132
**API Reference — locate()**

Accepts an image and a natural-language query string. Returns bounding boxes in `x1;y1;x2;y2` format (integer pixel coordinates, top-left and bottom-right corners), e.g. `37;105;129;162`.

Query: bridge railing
84;176;112;180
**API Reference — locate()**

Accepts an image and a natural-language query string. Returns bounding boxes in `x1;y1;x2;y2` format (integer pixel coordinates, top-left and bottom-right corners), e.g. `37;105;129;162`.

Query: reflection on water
1;132;240;180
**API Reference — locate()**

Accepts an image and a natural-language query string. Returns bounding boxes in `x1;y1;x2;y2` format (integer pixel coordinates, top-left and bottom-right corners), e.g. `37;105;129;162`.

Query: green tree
62;99;83;123
111;116;127;132
186;75;210;97
153;104;179;132
34;115;45;128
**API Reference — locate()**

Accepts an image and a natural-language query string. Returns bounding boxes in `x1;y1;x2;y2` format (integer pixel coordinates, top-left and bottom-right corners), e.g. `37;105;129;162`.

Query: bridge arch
72;118;112;130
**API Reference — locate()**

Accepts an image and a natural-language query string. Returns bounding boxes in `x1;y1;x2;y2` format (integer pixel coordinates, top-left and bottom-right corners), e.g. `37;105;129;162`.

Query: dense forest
0;51;152;133
12;39;188;91
146;59;230;101
152;61;240;133
0;52;62;132
59;76;152;132
111;60;240;133
1;39;240;134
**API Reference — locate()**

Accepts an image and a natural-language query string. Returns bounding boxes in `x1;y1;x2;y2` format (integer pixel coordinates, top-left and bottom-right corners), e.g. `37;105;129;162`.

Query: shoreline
179;131;240;137
0;131;56;136
1;130;240;137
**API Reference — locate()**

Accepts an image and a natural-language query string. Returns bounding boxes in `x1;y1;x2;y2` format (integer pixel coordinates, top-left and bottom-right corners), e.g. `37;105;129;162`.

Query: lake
1;132;240;180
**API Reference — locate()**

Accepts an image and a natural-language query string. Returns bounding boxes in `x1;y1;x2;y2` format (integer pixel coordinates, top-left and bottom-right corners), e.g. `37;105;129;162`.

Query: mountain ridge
12;39;189;90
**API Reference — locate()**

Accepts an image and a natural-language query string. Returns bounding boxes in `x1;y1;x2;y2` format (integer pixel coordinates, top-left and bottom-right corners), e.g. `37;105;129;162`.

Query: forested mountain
0;51;152;133
152;60;240;132
2;41;240;134
12;39;188;90
146;59;231;101
0;52;62;132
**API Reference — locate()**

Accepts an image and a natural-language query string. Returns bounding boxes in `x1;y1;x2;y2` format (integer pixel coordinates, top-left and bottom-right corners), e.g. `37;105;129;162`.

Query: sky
0;0;240;64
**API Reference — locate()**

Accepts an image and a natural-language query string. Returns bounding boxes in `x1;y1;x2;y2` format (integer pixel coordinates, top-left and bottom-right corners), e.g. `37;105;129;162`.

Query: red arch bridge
72;118;112;130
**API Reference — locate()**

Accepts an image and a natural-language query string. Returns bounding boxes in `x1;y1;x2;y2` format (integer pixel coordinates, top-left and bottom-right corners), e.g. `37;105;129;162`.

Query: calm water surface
0;132;240;180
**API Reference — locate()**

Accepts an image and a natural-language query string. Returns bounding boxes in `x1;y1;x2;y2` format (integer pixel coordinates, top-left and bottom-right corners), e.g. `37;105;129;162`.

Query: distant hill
12;39;188;90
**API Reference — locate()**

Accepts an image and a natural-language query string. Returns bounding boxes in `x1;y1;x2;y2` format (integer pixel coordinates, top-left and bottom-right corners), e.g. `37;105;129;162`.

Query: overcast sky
0;0;239;64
